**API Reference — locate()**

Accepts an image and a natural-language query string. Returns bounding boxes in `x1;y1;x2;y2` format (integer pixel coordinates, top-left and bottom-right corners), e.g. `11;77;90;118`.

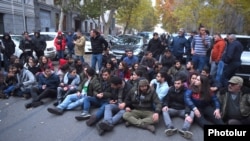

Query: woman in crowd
184;74;225;127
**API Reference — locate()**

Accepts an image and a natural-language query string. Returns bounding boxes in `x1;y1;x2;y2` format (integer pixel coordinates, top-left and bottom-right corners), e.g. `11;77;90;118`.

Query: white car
0;34;36;63
29;32;58;60
84;36;92;54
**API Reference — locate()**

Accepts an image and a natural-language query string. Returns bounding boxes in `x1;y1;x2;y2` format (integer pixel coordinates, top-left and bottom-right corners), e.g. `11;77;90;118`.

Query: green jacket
125;86;162;113
218;90;250;120
77;75;101;97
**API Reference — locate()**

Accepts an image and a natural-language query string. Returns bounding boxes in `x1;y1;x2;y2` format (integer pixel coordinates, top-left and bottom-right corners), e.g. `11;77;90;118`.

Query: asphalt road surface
0;54;204;141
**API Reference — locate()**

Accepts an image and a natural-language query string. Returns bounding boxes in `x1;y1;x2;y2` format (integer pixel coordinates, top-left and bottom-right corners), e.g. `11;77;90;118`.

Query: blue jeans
75;55;85;63
163;108;194;130
103;104;125;125
221;61;241;87
56;87;77;103
91;53;103;71
58;94;86;110
57;50;64;59
192;54;207;72
3;85;15;96
82;96;108;120
215;61;224;83
67;46;74;57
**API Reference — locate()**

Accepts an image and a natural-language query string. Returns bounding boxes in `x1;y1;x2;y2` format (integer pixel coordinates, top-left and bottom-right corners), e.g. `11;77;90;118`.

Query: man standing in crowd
73;30;85;63
90;29;108;72
54;31;66;60
19;31;34;62
191;26;211;72
210;33;226;82
221;34;243;87
32;30;46;59
0;32;16;71
66;30;75;57
147;32;163;60
170;28;189;64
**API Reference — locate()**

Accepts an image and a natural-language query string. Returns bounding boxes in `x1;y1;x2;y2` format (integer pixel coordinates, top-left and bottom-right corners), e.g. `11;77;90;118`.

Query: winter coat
90;34;108;54
1;33;16;58
54;31;66;51
32;32;47;51
211;39;226;62
74;35;85;56
125;86;162;113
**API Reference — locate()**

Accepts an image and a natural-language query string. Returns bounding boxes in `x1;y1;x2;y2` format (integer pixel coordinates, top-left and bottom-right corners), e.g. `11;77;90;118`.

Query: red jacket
211;39;226;62
54;31;66;51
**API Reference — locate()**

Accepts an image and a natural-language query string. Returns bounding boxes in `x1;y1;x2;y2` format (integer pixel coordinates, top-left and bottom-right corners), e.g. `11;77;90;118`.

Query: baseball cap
228;76;243;86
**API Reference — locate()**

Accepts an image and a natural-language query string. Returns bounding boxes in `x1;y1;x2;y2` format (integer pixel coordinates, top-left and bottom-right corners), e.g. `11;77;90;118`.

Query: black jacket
1;33;16;58
90;35;108;54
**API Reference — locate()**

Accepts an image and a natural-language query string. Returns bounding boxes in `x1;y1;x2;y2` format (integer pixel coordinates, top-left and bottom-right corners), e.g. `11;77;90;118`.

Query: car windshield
115;37;141;45
238;38;250;51
11;35;23;41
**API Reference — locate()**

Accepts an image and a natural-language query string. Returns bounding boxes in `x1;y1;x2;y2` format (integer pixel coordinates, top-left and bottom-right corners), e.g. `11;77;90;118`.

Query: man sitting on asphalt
96;76;133;135
47;66;99;115
25;65;60;108
74;68;112;127
123;79;162;133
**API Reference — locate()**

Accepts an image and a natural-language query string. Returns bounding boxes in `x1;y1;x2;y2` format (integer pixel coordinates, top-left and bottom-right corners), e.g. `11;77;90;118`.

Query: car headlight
133;48;141;55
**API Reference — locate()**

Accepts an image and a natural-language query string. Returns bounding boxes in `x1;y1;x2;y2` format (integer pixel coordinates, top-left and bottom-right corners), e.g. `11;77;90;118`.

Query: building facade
0;0;102;34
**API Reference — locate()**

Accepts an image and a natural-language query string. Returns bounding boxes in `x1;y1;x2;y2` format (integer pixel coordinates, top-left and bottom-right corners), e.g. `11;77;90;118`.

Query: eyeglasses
229;82;238;86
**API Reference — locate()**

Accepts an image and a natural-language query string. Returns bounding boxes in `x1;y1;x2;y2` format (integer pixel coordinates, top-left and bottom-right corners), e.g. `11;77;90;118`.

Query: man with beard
123;79;162;133
150;71;169;102
122;50;138;70
13;63;36;98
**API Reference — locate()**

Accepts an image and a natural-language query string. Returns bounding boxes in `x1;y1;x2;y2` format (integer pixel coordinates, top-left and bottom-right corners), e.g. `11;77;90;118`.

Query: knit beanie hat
138;79;149;87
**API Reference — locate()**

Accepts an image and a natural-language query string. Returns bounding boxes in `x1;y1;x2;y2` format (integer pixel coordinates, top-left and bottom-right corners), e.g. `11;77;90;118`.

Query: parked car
137;31;154;45
0;34;36;64
29;32;58;60
109;35;146;62
84;36;92;54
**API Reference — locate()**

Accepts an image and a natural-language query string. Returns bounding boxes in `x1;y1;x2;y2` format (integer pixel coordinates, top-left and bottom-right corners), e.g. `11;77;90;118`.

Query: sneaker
25;103;32;109
75;112;91;121
99;121;113;131
53;101;59;107
31;101;44;107
96;123;105;136
125;121;131;127
142;124;155;133
47;107;64;115
86;115;97;126
178;129;193;139
164;127;177;136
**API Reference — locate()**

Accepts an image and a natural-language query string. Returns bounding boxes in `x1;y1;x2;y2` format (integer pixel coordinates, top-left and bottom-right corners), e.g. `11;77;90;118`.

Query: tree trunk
58;8;64;31
102;9;116;37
